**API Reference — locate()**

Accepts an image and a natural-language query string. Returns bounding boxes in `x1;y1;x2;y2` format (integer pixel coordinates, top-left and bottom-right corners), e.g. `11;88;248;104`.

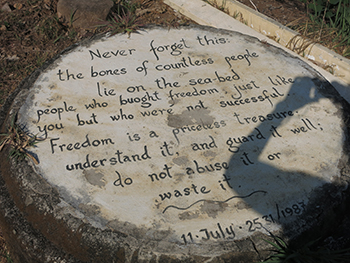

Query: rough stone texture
1;3;12;12
1;26;350;262
57;0;114;29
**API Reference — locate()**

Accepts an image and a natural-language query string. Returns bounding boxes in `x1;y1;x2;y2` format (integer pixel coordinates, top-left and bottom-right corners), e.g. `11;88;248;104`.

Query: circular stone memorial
1;26;350;262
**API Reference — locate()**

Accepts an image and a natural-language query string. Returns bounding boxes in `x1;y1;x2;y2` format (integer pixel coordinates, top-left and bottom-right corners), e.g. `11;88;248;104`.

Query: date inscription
181;200;307;244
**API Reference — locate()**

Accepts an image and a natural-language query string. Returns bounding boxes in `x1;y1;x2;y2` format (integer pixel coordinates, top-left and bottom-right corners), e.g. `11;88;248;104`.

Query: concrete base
1;25;350;263
164;0;350;101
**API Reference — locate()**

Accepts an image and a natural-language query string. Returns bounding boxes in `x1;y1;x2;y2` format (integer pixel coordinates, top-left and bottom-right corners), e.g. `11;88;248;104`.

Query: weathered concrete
1;26;350;262
57;0;114;29
163;0;350;102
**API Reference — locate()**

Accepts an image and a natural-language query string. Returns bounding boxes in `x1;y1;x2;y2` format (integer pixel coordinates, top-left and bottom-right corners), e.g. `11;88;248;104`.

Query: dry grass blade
0;230;11;263
205;0;229;14
286;34;316;56
0;137;11;152
287;15;350;60
25;152;39;165
0;116;42;163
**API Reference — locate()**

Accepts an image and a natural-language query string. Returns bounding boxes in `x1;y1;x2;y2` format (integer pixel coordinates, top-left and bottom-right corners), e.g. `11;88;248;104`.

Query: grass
0;115;41;164
0;229;12;263
0;0;193;260
279;0;350;59
261;235;350;263
0;251;12;263
98;1;144;36
287;17;350;59
205;0;350;61
204;0;228;12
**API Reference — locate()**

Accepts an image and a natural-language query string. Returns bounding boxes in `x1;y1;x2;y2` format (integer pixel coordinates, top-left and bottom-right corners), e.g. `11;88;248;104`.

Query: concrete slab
1;26;350;262
164;0;350;102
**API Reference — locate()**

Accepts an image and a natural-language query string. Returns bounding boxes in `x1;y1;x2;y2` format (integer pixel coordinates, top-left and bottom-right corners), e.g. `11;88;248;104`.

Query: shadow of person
223;76;350;238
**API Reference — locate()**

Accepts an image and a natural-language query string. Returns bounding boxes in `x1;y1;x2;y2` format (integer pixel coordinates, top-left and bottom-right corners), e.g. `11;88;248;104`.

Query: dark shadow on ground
223;76;350;246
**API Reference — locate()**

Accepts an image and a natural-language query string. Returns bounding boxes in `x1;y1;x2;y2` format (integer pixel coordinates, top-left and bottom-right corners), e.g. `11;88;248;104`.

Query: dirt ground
0;0;348;262
0;0;339;108
0;0;194;107
238;0;309;25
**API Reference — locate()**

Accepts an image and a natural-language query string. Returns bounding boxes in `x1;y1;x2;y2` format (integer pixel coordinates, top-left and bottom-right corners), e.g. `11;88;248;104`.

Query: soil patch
0;0;193;107
236;0;349;58
237;0;309;25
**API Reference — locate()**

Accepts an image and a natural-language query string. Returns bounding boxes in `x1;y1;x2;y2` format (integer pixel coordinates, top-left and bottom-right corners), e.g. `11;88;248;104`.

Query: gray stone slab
57;0;114;29
1;26;350;262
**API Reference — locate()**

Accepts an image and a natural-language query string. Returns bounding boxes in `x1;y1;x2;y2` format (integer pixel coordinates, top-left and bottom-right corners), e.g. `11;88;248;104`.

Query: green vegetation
204;0;228;12
0;251;12;263
205;0;350;59
0;116;41;163
99;0;144;35
303;0;350;32
0;0;192;260
297;0;350;57
0;231;12;263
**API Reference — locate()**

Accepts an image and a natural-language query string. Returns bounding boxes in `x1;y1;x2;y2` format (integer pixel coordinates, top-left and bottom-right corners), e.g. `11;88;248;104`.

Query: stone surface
1;26;350;262
1;3;12;12
57;0;114;29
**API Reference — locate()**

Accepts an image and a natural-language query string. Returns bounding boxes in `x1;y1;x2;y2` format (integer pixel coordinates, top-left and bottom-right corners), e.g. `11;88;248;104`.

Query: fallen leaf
14;3;23;10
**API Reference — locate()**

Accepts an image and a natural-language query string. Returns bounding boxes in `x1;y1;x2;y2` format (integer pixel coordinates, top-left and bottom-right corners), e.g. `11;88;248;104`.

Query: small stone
14;3;23;10
1;3;12;12
6;55;19;61
7;55;19;61
57;0;114;29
